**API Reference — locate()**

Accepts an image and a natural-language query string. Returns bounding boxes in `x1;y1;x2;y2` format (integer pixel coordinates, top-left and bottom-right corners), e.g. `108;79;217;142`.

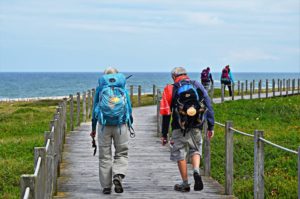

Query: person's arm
209;73;214;84
160;85;173;144
194;81;214;131
229;71;235;83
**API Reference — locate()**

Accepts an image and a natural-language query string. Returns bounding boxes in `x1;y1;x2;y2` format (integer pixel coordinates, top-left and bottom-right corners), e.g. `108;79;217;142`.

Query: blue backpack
95;73;134;136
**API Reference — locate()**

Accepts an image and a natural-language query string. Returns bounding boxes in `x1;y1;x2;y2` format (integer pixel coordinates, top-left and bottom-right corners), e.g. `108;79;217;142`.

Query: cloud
183;12;224;26
225;49;279;62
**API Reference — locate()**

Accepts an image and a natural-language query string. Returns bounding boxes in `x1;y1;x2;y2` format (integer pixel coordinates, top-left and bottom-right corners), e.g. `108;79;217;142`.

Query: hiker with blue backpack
160;67;214;192
90;67;134;194
200;67;214;91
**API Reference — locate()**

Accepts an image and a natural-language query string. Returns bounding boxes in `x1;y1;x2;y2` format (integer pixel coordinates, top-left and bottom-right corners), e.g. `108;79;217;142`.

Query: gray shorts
170;128;203;162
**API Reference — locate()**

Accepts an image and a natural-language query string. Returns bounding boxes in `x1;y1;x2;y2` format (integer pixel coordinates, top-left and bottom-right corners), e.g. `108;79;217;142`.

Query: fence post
82;91;86;122
278;81;282;96
292;79;295;95
221;84;224;103
241;82;244;99
130;85;134;106
258;80;261;99
250;82;253;99
253;80;255;94
138;85;142;106
210;83;214;103
283;79;286;91
254;130;264;199
245;80;248;94
69;94;74;131
298;147;300;199
225;121;233;195
20;175;35;198
231;83;235;101
266;79;268;98
153;85;156;104
277;79;280;92
91;88;95;110
156;89;162;137
272;79;275;97
76;92;80;126
34;147;46;198
298;79;300;94
203;121;211;176
237;80;240;95
87;90;91;119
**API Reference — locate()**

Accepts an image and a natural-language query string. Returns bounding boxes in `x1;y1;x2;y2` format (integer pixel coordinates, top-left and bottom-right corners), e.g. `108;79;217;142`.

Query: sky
0;0;299;73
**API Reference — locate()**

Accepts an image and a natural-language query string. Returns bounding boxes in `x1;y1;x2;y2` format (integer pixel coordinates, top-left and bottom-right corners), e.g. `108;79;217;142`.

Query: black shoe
113;175;124;193
102;188;111;194
193;172;203;191
174;183;190;192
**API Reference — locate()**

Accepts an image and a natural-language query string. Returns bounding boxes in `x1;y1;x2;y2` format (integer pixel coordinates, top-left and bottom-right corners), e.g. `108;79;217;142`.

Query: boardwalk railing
20;89;95;199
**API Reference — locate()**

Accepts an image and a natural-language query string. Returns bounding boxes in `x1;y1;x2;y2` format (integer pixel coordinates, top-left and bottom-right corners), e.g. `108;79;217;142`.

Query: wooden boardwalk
54;106;234;199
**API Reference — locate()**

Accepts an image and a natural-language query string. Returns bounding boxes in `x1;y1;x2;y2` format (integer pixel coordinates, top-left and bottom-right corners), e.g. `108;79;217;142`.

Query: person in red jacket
160;67;215;192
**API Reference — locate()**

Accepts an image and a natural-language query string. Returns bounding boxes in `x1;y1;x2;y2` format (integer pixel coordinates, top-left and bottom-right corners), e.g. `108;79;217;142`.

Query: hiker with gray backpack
90;67;134;194
160;67;214;192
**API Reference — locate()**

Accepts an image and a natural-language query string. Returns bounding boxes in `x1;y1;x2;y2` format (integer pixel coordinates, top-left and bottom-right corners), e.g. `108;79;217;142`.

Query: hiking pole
92;137;97;156
126;75;133;80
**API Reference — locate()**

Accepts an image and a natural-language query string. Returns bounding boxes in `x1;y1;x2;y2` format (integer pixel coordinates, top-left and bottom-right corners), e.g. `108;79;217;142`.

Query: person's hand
90;130;96;138
208;130;214;139
161;136;168;146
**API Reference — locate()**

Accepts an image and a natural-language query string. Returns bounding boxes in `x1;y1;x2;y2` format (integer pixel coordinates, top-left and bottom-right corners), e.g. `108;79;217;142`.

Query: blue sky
0;0;299;73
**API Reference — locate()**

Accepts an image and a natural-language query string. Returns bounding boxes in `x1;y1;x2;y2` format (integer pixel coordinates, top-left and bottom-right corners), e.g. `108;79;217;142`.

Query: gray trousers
97;124;129;188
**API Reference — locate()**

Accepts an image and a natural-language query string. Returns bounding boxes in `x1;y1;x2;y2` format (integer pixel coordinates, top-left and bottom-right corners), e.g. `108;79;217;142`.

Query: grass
210;95;300;198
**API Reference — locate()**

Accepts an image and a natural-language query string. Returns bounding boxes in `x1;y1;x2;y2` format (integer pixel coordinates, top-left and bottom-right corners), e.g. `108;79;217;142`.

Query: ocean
0;72;299;99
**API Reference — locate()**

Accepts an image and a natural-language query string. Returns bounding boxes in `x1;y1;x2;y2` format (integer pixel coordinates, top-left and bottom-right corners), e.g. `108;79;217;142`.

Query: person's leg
228;83;232;96
171;129;190;192
188;128;204;191
98;125;113;192
112;124;128;193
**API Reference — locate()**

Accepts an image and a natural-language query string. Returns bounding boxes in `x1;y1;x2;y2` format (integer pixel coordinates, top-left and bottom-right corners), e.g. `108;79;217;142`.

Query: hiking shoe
113;175;124;193
102;188;111;194
174;183;190;192
193;172;203;191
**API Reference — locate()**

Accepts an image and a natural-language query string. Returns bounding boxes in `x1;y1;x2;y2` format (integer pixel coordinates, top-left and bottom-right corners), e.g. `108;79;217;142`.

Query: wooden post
221;84;225;103
156;89;162;137
245;80;248;94
266;79;268;98
225;121;233;195
250;82;253;99
279;80;282;96
292;79;295;95
203;121;211;176
82;92;86;122
69;94;74;131
283;79;286;91
237;80;240;95
76;92;80;126
231;83;235;101
130;85;133;106
153;85;156;104
210;83;214;103
34;147;46;198
298;79;300;94
138;85;141;106
253;80;255;94
20;175;35;198
87;90;91;119
298;146;300;199
254;130;264;199
241;82;244;99
91;88;95;110
272;79;275;97
258;80;261;99
277;79;280;92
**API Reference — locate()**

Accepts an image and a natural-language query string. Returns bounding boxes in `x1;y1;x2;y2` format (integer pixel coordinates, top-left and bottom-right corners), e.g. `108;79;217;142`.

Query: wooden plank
55;106;232;199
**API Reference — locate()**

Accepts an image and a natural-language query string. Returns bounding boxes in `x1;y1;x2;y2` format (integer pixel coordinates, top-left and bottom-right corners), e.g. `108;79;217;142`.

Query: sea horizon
0;72;299;99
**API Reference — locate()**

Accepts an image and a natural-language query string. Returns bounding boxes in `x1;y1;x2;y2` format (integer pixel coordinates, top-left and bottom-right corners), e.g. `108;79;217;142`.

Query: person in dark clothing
200;67;214;91
220;65;234;96
160;67;215;192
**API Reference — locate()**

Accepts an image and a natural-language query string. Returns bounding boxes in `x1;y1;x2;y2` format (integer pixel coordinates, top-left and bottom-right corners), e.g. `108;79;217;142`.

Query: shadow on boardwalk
54;106;234;199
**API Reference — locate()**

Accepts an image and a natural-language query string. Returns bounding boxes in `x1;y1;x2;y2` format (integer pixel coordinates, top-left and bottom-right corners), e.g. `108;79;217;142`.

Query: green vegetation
0;100;60;199
210;95;300;198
